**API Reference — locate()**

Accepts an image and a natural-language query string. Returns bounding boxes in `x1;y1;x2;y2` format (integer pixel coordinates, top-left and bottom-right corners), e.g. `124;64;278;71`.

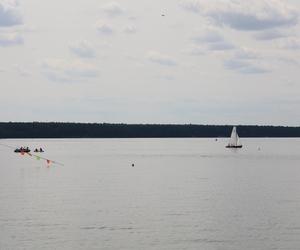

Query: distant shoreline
1;122;300;138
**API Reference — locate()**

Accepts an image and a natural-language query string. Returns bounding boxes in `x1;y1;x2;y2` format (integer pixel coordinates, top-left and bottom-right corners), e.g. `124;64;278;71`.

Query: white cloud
0;64;30;76
224;58;269;74
193;29;224;43
102;2;124;17
124;25;137;34
183;45;206;56
224;48;270;74
0;31;23;46
13;64;31;77
234;47;260;60
42;59;98;82
206;41;235;51
192;29;235;51
0;0;22;27
146;51;177;66
69;40;96;58
96;20;114;35
254;29;290;40
181;0;299;31
277;56;299;66
279;37;300;50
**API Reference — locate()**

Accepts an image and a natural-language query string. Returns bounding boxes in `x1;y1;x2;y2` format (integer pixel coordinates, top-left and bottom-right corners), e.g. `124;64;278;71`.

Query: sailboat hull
226;145;242;148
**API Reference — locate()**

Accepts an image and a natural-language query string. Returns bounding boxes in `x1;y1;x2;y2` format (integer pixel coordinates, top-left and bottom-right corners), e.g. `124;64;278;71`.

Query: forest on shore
1;122;300;138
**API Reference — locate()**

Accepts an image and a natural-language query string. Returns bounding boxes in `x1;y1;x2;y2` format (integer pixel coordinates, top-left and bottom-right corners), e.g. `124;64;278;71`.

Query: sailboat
226;126;242;148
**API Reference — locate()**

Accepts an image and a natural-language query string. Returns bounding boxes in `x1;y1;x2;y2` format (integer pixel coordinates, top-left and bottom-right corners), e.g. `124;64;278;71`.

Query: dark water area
1;138;300;249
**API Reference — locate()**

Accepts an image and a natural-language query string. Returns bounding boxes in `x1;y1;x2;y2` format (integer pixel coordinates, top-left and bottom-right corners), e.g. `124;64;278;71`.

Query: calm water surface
1;138;300;250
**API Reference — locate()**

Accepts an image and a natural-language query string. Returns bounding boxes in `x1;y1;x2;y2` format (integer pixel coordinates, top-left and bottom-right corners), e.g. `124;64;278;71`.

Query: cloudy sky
1;0;300;125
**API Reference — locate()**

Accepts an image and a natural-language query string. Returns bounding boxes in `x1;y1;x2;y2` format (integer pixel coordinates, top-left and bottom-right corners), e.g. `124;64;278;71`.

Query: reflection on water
1;138;300;250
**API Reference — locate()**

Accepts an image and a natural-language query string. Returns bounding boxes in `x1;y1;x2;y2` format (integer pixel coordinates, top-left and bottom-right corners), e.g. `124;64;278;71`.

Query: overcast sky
1;0;300;125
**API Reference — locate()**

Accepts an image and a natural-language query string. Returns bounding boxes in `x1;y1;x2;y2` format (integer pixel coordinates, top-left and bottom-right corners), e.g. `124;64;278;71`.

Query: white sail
227;126;242;147
236;134;240;146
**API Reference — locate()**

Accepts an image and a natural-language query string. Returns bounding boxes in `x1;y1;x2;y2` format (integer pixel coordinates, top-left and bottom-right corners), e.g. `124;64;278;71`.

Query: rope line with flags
0;142;64;166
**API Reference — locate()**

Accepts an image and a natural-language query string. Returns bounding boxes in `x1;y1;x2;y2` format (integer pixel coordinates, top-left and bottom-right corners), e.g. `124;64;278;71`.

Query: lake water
1;138;300;250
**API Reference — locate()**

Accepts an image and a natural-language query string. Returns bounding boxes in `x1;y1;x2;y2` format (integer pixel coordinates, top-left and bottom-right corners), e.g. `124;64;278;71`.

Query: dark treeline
1;122;300;138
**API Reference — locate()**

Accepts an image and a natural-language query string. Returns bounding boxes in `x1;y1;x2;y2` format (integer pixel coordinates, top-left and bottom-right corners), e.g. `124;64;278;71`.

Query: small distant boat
14;147;31;153
34;148;44;153
226;126;242;148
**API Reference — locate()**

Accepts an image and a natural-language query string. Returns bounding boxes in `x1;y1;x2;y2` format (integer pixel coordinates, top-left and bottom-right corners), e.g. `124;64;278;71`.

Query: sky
1;0;300;125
